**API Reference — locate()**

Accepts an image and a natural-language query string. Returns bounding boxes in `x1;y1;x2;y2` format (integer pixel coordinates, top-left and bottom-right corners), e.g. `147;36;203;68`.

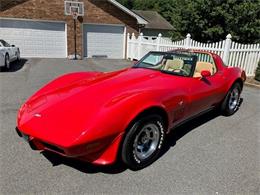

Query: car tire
16;50;21;61
121;114;165;170
220;82;241;116
4;54;10;70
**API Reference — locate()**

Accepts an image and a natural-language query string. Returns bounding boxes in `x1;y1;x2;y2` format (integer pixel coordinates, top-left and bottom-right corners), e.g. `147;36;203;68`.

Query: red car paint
17;51;246;165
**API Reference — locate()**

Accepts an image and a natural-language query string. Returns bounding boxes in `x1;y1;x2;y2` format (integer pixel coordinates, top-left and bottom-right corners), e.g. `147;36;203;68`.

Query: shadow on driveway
0;58;27;72
41;151;128;174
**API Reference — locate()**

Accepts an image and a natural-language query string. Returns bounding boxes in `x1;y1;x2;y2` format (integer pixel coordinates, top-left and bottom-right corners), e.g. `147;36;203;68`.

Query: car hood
17;68;184;147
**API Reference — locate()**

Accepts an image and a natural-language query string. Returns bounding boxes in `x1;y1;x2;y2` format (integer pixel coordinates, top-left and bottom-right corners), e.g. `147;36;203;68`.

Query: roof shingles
133;10;173;30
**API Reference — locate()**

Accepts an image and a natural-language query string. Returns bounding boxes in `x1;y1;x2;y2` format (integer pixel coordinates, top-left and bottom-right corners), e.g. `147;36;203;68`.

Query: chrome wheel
228;88;240;110
133;123;160;160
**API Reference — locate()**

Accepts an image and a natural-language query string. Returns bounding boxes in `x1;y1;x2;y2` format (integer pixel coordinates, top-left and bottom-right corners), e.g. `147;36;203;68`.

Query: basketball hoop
64;1;84;17
64;1;85;60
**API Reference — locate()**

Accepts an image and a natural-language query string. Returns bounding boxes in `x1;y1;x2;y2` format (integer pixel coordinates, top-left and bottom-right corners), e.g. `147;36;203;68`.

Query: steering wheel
172;68;189;76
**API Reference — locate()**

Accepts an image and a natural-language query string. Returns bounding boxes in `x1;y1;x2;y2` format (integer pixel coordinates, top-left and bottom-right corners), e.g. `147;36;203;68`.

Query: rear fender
224;67;246;92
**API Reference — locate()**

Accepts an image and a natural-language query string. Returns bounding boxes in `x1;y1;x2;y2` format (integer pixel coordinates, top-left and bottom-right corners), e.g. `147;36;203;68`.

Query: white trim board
108;0;148;25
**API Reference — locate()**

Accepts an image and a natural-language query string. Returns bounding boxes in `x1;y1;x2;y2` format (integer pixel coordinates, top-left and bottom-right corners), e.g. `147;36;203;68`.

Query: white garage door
83;24;125;59
0;19;67;58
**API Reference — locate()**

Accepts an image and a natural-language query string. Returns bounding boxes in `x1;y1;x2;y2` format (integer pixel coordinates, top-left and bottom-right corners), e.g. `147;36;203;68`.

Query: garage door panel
0;19;65;31
0;19;66;58
84;24;124;59
86;25;123;34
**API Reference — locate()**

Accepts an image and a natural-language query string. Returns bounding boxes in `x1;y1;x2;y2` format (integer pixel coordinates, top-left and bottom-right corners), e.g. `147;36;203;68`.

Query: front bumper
15;127;124;165
16;127;62;153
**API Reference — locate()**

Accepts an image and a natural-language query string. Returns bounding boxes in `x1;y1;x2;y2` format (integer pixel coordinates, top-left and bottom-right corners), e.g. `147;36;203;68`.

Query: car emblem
34;113;42;118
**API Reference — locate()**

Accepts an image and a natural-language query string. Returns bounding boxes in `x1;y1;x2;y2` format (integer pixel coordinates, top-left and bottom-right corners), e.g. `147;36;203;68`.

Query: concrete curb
245;82;260;89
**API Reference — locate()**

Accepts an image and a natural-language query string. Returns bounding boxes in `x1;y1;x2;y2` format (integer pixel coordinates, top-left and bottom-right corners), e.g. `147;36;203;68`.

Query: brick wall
0;0;139;57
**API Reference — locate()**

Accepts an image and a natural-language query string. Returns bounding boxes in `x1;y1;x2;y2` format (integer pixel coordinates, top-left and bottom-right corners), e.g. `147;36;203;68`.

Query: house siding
0;0;139;57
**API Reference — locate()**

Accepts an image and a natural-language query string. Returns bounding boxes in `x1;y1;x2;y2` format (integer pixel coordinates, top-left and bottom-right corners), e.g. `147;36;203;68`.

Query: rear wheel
121;115;165;170
221;82;241;116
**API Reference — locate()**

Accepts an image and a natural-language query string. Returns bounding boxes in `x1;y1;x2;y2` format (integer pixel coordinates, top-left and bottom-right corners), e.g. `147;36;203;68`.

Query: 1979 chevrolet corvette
16;50;246;170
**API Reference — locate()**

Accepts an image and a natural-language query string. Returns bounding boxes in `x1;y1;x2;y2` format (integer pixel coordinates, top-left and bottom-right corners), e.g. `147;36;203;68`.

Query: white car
0;39;20;70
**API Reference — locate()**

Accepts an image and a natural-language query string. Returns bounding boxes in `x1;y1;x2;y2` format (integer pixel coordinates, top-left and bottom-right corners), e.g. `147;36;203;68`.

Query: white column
223;34;232;65
137;33;143;60
126;33;130;59
185;33;191;49
131;33;135;60
156;33;162;51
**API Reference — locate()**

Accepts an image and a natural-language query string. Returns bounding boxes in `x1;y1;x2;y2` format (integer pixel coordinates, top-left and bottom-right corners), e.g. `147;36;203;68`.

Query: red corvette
16;50;246;170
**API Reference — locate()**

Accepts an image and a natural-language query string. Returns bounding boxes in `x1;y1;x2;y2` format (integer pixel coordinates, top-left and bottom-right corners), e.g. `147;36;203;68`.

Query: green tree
117;0;134;9
118;0;260;43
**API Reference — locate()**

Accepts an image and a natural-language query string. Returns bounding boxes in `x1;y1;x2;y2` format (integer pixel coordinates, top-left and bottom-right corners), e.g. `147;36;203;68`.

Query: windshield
0;40;10;47
134;52;198;77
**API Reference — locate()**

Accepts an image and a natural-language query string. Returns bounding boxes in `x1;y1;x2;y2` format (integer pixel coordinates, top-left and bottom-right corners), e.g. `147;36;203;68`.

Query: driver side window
193;53;217;77
2;40;10;47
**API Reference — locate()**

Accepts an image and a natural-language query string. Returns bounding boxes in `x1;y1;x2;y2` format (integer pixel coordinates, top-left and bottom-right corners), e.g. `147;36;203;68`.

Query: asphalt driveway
0;58;259;194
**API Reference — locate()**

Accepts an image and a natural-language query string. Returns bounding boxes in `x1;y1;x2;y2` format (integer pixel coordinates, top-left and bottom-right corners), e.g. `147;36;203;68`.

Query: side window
195;53;217;75
195;53;213;64
2;41;10;47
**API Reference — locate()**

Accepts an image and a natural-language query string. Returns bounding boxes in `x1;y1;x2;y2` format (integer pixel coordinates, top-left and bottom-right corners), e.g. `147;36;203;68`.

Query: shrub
255;61;260;81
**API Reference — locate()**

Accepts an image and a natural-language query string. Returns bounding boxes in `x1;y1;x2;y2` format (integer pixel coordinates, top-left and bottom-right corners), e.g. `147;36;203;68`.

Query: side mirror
11;45;15;47
201;70;211;78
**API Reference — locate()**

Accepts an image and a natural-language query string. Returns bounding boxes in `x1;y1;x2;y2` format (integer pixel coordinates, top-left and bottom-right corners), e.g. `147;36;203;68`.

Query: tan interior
164;59;184;71
193;61;215;77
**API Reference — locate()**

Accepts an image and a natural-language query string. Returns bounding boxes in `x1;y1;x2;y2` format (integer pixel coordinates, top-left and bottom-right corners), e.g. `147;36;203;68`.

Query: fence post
131;32;135;60
185;33;191;48
223;34;232;65
156;33;162;51
127;33;130;59
138;33;143;60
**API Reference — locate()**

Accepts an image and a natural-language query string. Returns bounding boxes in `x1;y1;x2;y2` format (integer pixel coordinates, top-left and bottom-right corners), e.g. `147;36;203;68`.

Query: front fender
107;90;168;132
27;71;101;101
74;90;168;165
74;90;167;144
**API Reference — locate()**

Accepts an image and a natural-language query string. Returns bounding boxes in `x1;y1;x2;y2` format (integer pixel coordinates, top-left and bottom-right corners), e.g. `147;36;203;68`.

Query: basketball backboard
64;0;84;16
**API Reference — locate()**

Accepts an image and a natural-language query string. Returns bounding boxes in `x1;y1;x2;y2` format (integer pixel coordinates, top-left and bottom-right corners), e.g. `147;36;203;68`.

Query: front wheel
4;54;10;69
220;82;241;116
121;115;165;170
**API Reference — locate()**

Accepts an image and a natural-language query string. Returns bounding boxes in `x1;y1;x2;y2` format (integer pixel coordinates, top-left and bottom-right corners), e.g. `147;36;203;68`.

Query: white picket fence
127;33;260;76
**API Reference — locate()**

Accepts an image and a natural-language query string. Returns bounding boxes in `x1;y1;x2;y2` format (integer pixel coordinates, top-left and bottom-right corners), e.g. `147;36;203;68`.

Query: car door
187;73;224;116
186;55;225;117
